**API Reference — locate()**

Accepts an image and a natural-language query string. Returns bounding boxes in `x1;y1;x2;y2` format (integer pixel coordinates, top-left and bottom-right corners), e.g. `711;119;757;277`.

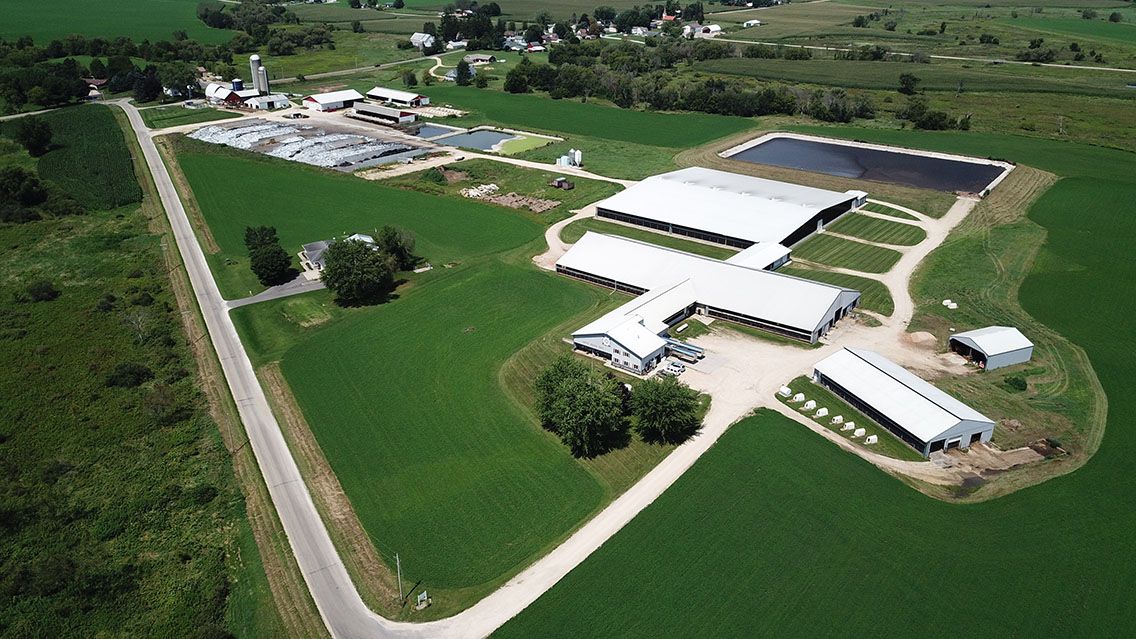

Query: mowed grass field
560;218;738;261
827;213;927;246
779;266;894;316
0;0;233;44
792;233;903;273
862;201;918;220
140;106;241;130
418;86;756;149
496;130;1136;638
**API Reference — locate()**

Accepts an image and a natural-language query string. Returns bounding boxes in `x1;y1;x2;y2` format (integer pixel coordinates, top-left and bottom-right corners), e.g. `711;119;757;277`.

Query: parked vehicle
666;361;686;375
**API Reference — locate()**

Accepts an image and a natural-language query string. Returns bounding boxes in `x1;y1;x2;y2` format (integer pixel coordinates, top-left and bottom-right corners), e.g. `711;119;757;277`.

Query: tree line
535;354;701;458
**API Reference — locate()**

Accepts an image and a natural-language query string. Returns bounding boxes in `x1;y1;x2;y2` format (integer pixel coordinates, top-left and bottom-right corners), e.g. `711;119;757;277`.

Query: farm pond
437;129;517;151
727;136;1007;193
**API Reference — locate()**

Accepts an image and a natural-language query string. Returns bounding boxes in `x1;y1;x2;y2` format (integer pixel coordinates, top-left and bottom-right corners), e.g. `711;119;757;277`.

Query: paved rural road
114;97;754;638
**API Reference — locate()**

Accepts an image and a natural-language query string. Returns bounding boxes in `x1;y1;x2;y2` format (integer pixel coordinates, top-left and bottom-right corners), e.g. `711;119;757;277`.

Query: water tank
232;77;244;91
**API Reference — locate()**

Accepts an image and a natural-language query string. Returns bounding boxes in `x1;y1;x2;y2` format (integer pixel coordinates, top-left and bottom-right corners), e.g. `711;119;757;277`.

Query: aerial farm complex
11;1;1130;633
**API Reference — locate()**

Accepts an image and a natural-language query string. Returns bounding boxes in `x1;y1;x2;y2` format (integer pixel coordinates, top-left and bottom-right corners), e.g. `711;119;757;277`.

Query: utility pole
396;553;403;600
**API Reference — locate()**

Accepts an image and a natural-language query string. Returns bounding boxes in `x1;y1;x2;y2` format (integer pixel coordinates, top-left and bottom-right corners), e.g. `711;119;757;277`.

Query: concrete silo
257;66;270;95
249;54;262;93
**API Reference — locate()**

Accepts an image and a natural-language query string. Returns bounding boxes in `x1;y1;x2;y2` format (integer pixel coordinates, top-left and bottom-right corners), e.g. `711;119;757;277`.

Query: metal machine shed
594;167;866;248
950;326;1033;371
352;102;417;124
813;347;995;456
557;232;860;343
303;89;364;111
365;86;430;107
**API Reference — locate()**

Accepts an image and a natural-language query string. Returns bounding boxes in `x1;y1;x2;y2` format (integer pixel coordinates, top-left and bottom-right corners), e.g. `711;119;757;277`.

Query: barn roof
814;347;993;443
950;326;1033;356
558;232;858;336
305;89;364;105
594;167;860;246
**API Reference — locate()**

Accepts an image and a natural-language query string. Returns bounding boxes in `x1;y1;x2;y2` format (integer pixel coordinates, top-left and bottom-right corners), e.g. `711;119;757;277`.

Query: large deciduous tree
632;375;700;443
321;238;395;305
14;117;52;157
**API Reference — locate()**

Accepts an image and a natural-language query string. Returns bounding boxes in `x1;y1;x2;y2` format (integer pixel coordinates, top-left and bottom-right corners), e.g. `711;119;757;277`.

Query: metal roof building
594;167;867;248
558;232;860;344
352;102;417;125
303;89;364;111
813;347;996;456
366;86;430;107
950;326;1033;371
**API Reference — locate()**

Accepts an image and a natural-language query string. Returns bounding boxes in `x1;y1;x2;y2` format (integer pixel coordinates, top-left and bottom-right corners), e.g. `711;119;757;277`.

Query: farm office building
595;167;867;249
558;232;861;346
949;326;1034;371
813;348;996;457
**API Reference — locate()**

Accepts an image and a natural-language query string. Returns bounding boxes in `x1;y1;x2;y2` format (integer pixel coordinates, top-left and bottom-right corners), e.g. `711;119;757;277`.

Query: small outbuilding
743;19;762;28
463;53;497;64
813;347;995;456
950;326;1033;371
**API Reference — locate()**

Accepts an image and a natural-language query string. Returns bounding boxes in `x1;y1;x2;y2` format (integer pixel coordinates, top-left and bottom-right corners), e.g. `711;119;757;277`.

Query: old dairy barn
558;233;861;373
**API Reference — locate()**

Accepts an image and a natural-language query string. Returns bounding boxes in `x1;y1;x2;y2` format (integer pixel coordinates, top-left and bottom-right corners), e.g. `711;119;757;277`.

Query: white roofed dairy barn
813;347;996;456
558;232;860;345
366;86;430;107
950;326;1034;371
595;167;867;248
303;89;364;111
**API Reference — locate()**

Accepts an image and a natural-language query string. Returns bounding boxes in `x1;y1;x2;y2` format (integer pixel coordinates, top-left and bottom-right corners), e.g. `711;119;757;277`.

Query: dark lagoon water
729;137;1005;193
439;130;516;151
412;124;459;138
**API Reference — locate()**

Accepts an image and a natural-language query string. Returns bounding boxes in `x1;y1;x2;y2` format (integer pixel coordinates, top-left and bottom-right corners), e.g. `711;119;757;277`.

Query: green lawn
826;213;927;246
995;15;1136;47
259;30;424;81
0;0;234;44
560;218;738;261
780;266;894;316
792;233;903;273
140;106;241;130
496;129;1136;639
862;201;919;220
778;375;926;461
418;85;757;148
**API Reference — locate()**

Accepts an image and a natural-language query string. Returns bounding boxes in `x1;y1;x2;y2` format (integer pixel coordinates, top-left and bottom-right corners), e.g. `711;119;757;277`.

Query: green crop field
792;233;903;273
779;267;894;316
560;218;738;261
173;140;541;298
1;105;141;210
496;128;1136;638
697;58;1136;98
862;201;919;220
0;0;234;44
418;86;756;148
139;106;241;130
240;264;609;591
182;146;683;608
996;15;1136;46
826;213;927;246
